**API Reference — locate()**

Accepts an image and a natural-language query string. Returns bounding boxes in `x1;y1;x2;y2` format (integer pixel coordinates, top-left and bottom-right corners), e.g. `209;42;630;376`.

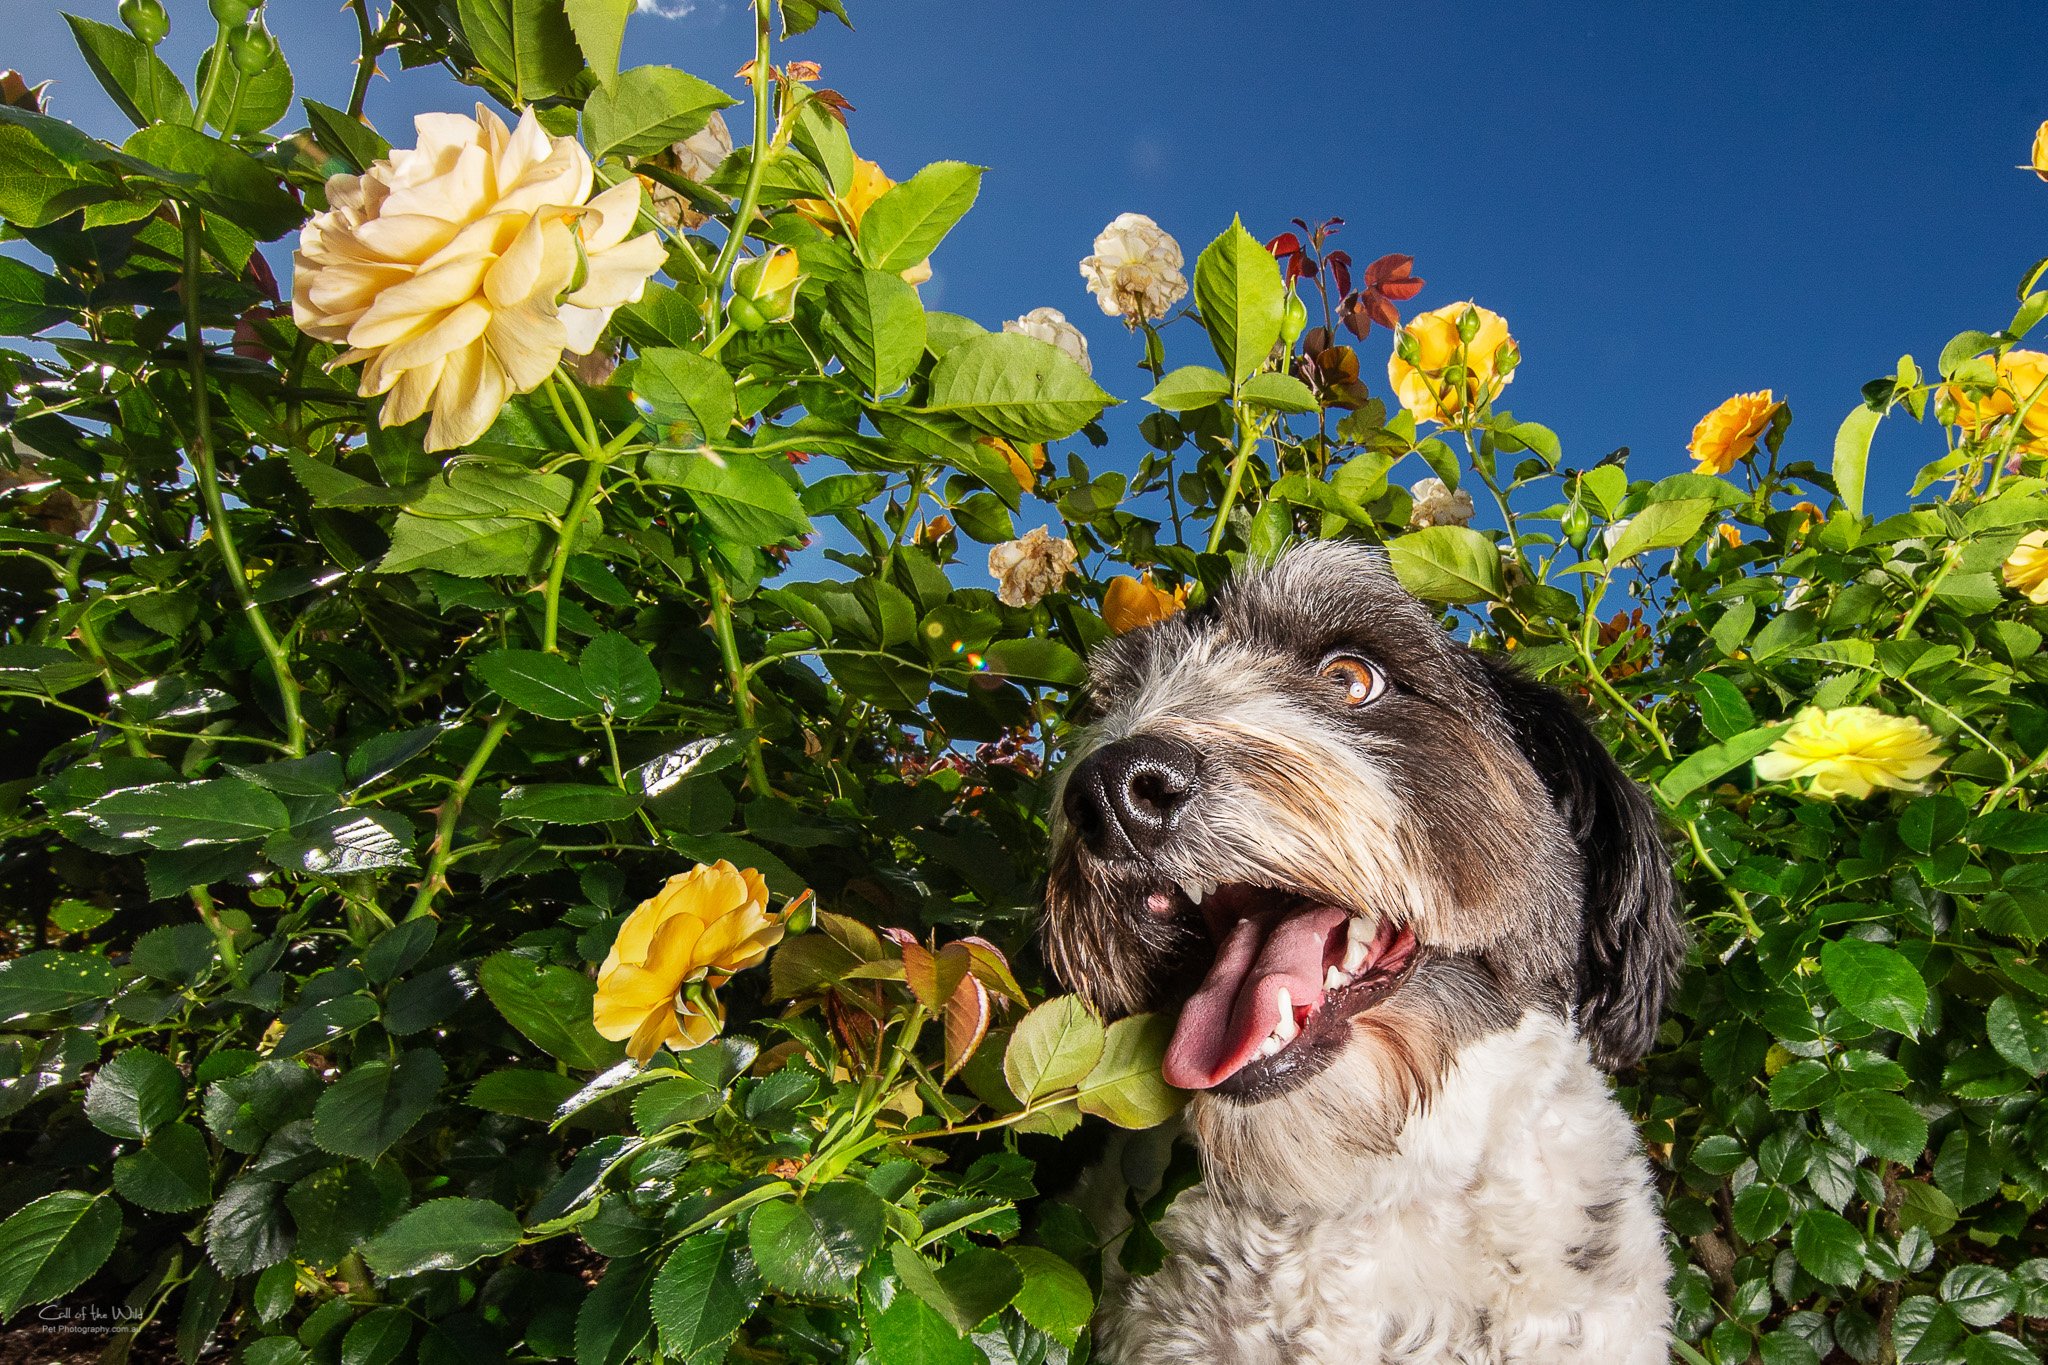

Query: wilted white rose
1407;477;1474;529
1004;306;1092;375
292;105;666;452
1602;518;1633;552
988;526;1077;607
1080;213;1187;325
647;112;734;229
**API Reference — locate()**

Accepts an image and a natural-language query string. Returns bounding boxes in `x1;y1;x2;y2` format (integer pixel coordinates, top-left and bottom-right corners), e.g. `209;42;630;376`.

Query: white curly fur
1094;1013;1670;1365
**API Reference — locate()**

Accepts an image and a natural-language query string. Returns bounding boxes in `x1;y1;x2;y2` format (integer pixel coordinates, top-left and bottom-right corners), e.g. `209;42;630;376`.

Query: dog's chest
1096;1016;1671;1365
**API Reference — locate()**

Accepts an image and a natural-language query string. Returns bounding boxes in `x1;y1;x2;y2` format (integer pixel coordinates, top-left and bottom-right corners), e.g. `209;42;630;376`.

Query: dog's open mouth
1155;883;1417;1093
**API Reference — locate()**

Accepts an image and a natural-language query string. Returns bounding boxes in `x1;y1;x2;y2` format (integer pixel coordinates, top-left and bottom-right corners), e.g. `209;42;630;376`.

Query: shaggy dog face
1042;541;1680;1200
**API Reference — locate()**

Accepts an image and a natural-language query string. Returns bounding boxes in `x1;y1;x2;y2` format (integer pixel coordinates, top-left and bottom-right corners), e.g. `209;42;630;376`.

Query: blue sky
21;0;2048;501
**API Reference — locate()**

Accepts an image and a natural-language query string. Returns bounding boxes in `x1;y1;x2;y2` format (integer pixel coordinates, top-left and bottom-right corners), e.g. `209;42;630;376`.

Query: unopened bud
1495;340;1521;375
229;21;276;75
120;0;170;44
1280;292;1308;349
1395;329;1421;365
1457;306;1481;343
209;0;254;25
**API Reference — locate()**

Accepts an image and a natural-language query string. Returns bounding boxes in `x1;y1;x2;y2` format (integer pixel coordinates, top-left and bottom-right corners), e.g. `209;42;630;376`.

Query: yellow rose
1715;524;1742;549
2034;119;2048;181
592;861;783;1062
1387;302;1515;428
979;436;1046;492
292;106;665;452
1946;350;2048;452
1102;573;1187;634
2005;529;2048;604
1752;706;1947;800
791;157;931;284
1688;391;1780;474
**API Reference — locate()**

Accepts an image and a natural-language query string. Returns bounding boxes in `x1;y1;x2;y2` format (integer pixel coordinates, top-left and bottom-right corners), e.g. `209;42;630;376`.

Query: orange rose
1688;391;1780;474
1102;573;1187;633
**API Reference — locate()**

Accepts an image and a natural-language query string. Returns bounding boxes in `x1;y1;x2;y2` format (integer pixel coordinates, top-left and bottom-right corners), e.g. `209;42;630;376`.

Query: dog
1041;540;1682;1365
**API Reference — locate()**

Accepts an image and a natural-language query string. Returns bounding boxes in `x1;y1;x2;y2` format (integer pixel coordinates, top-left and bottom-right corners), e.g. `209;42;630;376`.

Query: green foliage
0;1;2044;1362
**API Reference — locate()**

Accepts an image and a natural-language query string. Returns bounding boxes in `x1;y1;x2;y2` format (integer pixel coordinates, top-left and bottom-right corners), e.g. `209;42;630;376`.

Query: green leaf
579;632;661;719
1193;216;1285;383
643;451;811;545
824;269;927;396
478;952;623;1071
0;1192;121;1319
468;1068;582;1123
303;100;390;175
1731;1183;1791;1242
1829;1089;1927;1163
855;161;982;273
624;348;735;444
455;0;583;101
474;649;602;721
1004;995;1106;1105
341;1308;412;1365
1656;725;1791;805
926;331;1114;443
1963;1333;2037;1365
584;64;735;160
1241;371;1320;413
982;638;1086;687
891;1244;1021;1334
650;1227;761;1358
1144;365;1233;411
1768;1059;1837;1110
1607;498;1713;562
380;466;573;577
1693;673;1756;742
1833;404;1879;520
1075;1013;1187;1128
312;1049;444;1160
83;777;290;849
205;1178;293;1278
1985;994;2048;1075
112;1122;212;1213
85;1047;184;1140
1790;1208;1866;1286
362;1197;523;1278
0;256;83;335
1005;1245;1093;1346
1820;938;1928;1039
746;1184;884;1298
501;784;644;825
265;810;416;877
286;1166;397;1269
563;0;633;82
272;995;380;1059
0;950;123;1019
864;1283;983;1365
65;16;192;128
1943;1265;2018;1328
1386;525;1506;604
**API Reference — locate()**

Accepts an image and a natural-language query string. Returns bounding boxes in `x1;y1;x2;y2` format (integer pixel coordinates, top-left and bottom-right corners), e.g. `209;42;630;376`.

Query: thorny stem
404;714;513;921
181;207;307;756
345;0;396;121
708;1;776;333
703;554;772;797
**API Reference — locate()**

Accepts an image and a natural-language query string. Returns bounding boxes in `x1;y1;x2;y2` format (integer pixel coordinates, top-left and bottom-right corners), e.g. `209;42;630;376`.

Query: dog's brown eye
1320;656;1385;707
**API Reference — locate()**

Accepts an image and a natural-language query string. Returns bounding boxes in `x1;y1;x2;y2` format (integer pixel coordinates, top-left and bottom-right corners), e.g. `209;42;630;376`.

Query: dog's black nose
1064;735;1202;857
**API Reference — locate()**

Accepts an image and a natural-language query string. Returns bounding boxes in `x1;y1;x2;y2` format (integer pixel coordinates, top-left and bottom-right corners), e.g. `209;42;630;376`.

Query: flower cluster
1387;301;1517;428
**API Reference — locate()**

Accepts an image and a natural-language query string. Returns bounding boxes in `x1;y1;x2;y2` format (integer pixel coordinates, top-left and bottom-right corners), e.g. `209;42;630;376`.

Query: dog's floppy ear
1472;653;1683;1069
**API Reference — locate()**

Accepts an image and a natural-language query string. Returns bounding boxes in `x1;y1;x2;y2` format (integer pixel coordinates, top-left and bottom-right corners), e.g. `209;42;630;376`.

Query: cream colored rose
1080;213;1187;325
988;526;1076;607
1407;477;1475;529
1753;706;1946;801
1004;306;1092;375
292;106;666;452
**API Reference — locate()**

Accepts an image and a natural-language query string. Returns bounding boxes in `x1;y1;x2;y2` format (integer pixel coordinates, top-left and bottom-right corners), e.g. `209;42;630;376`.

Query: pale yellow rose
1102;573;1187;634
2033;120;2048;182
293;106;665;452
1080;213;1187;325
1688;391;1780;474
1753;706;1947;800
1004;306;1092;375
592;861;782;1062
988;526;1076;608
1945;350;2048;453
791;157;931;284
1407;477;1475;529
2004;529;2048;604
1387;302;1515;427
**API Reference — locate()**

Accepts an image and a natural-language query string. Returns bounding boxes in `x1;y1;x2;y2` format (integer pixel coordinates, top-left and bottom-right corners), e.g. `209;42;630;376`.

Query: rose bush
0;3;2044;1364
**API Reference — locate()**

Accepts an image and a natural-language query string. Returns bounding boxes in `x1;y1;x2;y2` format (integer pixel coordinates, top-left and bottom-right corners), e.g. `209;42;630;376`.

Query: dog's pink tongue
1162;905;1348;1090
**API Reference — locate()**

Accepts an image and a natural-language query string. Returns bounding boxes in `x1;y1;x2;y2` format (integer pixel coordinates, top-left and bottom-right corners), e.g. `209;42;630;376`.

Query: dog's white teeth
1325;965;1349;993
1181;879;1207;906
1342;916;1373;974
1257;1035;1285;1058
1272;987;1298;1041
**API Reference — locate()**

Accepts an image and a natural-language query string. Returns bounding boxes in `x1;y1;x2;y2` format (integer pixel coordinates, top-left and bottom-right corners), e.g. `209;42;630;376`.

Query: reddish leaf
950;936;1026;1008
942;975;991;1080
1325;249;1353;299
